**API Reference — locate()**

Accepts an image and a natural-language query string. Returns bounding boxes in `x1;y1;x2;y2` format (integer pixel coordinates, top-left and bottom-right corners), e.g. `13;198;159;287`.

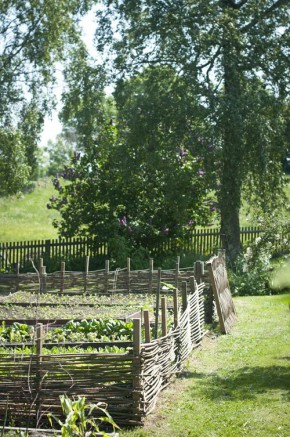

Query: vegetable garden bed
0;258;210;431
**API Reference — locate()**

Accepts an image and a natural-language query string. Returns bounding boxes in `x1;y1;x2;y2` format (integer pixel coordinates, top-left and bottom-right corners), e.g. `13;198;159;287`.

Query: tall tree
0;0;91;193
94;0;289;258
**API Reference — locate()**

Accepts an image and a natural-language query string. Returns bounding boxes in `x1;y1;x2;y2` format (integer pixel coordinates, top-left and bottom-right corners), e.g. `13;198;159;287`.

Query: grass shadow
180;365;290;402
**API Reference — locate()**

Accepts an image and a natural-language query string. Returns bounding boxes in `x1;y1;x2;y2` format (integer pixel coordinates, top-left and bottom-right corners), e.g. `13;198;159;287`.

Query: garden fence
0;281;205;429
0;226;273;272
0;256;204;297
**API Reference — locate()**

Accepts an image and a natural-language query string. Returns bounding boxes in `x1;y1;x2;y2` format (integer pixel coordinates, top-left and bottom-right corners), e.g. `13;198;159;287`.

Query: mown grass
121;294;290;437
0;179;59;241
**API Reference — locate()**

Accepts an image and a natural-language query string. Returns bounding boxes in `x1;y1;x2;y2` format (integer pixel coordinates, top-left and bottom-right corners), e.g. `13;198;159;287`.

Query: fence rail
1;226;288;272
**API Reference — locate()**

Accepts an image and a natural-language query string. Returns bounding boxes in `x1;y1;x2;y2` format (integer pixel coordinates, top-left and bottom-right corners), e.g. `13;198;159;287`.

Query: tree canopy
0;0;91;195
91;0;289;258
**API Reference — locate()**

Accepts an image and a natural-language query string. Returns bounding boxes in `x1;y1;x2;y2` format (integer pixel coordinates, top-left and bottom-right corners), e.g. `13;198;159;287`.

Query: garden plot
0;290;175;324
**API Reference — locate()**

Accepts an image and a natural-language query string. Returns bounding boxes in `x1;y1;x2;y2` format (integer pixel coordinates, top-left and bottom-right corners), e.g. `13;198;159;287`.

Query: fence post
194;260;204;284
189;276;196;294
84;256;90;293
161;296;167;337
154;268;161;338
132;318;142;419
175;256;180;290
173;287;179;328
105;260;109;293
149;258;154;293
60;261;65;294
143;310;151;343
127;257;131;292
36;323;43;422
181;281;188;312
45;240;51;258
40;266;47;293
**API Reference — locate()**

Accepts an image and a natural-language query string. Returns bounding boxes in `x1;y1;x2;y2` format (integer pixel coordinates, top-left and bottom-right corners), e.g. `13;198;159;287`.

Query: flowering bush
229;237;273;296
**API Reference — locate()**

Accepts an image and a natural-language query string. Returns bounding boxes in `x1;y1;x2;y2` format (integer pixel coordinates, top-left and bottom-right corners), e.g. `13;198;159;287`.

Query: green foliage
229;251;272;297
0;129;30;196
44;135;75;177
48;394;120;436
94;0;289;259
0;1;92;193
0;322;34;343
229;214;289;296
0;318;134;345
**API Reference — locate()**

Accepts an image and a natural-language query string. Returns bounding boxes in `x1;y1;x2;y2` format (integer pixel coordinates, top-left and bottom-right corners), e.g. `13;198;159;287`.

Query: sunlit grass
0;179;59;242
121;295;290;437
1;175;290;243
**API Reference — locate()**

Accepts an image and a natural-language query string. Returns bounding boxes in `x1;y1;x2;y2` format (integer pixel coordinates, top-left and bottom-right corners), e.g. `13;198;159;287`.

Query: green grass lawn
0;179;59;242
121;294;290;437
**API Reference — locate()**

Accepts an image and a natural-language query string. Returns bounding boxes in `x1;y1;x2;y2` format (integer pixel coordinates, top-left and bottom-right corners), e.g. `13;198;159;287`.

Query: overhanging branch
242;0;289;32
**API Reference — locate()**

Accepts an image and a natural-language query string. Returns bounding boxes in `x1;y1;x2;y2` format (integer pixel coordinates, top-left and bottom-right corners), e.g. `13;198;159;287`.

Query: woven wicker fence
0;257;202;295
0;281;205;429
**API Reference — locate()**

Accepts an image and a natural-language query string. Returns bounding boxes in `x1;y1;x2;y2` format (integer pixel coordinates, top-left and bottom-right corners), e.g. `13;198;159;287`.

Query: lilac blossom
118;216;127;226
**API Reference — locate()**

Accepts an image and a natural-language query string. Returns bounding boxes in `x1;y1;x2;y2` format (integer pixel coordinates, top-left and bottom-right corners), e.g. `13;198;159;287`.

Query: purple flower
118;216;127;226
187;219;195;226
197;170;205;177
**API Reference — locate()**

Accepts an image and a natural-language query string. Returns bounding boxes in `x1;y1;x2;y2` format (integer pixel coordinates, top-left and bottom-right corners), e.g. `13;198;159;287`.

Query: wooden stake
133;318;141;356
154;268;161;338
36;323;43;360
143;310;151;343
127;257;131;292
173;287;179;328
60;261;65;293
84;256;90;293
161;296;167;337
132;318;142;417
194;260;204;284
182;281;188;312
40;266;47;293
175;258;180;290
105;259;109;293
149;258;153;293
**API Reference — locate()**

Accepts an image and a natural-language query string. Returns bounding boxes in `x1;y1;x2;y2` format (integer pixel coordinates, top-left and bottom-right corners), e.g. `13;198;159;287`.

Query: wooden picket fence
0;227;270;272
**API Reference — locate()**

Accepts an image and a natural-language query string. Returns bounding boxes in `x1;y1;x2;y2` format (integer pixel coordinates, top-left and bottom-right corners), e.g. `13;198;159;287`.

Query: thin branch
242;0;289;32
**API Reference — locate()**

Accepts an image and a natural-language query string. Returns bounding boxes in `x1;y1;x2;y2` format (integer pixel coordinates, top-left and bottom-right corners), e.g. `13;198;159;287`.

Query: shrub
229;237;272;296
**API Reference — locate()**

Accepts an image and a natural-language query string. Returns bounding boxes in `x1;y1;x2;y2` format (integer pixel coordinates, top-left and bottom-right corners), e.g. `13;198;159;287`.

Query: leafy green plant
0;322;34;343
229;238;272;296
48;394;120;436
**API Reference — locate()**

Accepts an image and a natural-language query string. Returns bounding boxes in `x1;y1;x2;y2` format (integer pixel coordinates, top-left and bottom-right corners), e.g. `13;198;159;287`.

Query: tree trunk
219;15;244;260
